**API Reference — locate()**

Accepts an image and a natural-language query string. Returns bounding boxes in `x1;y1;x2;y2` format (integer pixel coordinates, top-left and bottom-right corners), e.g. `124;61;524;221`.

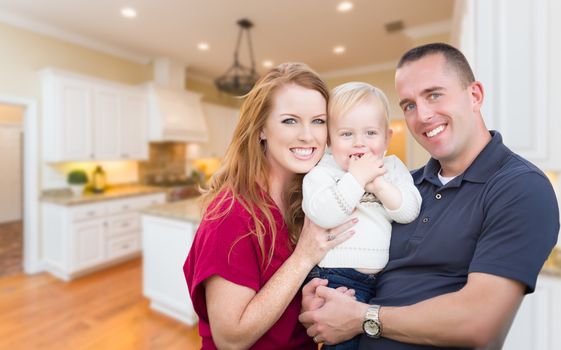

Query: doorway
0;96;40;276
0;104;24;276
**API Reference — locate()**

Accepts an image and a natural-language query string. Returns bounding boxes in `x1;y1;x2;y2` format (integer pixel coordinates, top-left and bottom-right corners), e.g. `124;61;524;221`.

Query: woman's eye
312;118;326;124
282;118;297;124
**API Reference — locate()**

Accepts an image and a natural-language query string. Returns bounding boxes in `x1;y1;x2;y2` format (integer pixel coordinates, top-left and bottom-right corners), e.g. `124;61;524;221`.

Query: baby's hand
348;153;385;188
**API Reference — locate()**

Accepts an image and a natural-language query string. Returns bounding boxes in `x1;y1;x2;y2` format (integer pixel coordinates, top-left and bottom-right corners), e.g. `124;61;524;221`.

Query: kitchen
1;0;560;349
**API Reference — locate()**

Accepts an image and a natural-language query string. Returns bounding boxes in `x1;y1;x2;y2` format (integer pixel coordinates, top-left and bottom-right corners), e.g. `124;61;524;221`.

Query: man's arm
299;272;524;347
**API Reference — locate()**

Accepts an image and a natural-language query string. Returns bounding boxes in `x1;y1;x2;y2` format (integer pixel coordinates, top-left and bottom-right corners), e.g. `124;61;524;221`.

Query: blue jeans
305;266;377;350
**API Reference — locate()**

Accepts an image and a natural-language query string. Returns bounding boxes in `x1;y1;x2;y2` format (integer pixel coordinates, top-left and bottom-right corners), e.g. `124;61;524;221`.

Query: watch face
364;319;381;337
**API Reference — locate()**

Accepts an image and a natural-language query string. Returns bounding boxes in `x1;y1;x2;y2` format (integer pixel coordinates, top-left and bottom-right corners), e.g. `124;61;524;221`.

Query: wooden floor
0;258;201;349
0;220;23;277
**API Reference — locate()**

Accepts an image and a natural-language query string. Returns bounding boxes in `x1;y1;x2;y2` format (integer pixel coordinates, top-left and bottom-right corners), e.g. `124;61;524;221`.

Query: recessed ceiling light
197;42;210;51
120;7;137;18
337;1;354;12
333;46;346;54
263;60;274;68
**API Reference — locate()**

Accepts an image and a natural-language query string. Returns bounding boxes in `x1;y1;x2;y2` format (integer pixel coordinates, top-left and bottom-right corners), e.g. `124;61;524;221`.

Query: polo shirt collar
415;131;510;186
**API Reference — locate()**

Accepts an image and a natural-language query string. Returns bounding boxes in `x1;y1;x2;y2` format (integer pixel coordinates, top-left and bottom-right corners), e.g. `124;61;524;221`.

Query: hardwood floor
0;220;23;277
0;258;201;349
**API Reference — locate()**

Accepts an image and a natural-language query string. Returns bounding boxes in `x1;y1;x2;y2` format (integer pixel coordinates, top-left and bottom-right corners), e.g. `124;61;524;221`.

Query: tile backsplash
138;142;186;183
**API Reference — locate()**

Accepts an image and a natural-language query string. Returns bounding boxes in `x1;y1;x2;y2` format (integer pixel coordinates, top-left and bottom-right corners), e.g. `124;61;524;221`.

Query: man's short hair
397;43;475;88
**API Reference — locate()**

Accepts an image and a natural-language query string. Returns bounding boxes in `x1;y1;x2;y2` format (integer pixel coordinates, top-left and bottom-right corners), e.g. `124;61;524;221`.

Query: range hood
146;58;208;142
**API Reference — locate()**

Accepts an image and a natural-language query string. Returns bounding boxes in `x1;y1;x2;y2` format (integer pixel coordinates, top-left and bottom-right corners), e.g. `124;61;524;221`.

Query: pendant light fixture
215;18;259;96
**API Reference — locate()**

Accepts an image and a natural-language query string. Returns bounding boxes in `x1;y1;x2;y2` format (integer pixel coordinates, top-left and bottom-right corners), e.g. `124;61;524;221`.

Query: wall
186;76;242;108
0;105;23;223
0;104;24;124
0;22;152;99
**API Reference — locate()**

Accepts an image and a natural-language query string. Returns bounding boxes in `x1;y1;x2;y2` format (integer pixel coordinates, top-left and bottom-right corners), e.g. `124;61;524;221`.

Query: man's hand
299;285;369;345
301;278;329;315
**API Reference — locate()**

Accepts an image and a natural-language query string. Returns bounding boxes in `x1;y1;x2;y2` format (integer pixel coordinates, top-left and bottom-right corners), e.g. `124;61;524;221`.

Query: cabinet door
72;220;105;271
120;91;148;160
93;86;121;160
200;103;239;157
59;77;93;161
503;275;561;350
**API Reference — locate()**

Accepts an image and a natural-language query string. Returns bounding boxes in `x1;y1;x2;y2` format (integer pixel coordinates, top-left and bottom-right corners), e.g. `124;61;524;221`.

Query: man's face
395;54;480;168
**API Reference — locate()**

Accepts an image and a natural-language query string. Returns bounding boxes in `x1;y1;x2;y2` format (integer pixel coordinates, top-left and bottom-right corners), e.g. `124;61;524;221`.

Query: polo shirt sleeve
184;199;261;321
469;171;559;293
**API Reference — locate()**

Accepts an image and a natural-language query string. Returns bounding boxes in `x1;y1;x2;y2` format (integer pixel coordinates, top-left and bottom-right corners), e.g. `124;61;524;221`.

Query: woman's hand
292;217;357;269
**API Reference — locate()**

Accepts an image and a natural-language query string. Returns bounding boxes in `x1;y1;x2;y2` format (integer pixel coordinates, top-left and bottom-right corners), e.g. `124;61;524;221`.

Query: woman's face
260;84;327;180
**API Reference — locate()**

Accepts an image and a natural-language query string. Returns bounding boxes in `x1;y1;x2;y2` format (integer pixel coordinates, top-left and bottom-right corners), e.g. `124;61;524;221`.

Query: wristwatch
362;304;382;338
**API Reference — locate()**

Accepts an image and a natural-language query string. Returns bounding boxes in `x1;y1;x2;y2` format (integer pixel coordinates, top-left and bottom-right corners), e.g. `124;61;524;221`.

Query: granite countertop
141;198;202;223
41;184;167;205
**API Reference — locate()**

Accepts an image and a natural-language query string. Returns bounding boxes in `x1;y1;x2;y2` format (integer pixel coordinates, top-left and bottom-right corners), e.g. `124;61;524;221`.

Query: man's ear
470;81;485;113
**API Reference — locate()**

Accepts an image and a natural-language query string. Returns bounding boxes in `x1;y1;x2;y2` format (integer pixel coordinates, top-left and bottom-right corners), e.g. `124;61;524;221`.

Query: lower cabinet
142;214;198;325
503;274;561;350
42;193;165;281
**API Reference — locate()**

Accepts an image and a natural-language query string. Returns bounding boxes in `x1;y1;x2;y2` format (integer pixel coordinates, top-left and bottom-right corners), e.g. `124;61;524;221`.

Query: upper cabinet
198;103;239;158
453;0;561;170
41;69;148;162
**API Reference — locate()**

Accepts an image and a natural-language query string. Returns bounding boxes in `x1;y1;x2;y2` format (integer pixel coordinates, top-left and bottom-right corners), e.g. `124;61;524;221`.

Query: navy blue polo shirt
359;131;559;350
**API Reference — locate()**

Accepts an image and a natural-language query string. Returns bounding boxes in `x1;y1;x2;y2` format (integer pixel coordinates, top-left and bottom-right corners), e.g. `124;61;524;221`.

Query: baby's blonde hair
329;82;390;127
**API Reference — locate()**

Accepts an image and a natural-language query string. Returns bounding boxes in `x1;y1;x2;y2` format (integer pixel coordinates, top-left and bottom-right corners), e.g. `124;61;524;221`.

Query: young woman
184;63;356;349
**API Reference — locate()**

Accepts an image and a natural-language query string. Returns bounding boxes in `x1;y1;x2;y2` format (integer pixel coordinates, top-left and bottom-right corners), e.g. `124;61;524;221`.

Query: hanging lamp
215;19;259;96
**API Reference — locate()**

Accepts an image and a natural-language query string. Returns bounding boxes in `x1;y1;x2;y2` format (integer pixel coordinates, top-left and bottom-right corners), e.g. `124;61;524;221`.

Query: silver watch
362;304;382;338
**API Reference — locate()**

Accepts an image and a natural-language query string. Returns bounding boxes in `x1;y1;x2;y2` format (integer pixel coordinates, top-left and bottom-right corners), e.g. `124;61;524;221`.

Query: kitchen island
141;199;202;325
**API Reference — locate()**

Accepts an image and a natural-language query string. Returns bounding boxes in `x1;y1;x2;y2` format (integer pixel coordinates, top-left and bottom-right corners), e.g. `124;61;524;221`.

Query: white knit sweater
303;153;422;270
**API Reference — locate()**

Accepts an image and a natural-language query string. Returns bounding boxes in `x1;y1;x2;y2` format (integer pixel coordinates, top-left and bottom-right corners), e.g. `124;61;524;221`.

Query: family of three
183;43;560;350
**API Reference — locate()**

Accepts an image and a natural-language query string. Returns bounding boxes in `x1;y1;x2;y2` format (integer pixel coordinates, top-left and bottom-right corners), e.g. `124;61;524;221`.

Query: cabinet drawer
106;213;139;237
71;204;106;222
136;194;166;208
106;199;137;215
106;234;139;260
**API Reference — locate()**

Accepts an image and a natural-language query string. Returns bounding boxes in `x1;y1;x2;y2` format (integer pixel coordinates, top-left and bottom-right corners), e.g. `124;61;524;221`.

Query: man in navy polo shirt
300;43;559;349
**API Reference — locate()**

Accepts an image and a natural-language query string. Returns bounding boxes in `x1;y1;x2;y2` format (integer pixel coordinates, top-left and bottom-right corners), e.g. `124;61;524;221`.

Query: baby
302;82;422;350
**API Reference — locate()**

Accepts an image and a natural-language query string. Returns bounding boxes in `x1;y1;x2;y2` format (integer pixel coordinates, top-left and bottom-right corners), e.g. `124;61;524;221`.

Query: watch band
363;304;382;338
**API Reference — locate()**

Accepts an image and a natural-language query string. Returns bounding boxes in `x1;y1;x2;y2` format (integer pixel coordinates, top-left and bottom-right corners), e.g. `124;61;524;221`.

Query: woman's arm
205;218;357;349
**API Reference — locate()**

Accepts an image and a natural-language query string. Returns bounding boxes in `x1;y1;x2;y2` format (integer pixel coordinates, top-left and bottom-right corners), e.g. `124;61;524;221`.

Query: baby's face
329;100;390;171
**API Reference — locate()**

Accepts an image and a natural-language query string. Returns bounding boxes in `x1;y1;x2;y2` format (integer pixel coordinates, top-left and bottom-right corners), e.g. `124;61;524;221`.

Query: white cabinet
503;274;561;350
73;220;105;270
41;69;148;162
42;193;166;281
199;102;239;158
453;0;561;170
142;215;198;325
42;71;93;161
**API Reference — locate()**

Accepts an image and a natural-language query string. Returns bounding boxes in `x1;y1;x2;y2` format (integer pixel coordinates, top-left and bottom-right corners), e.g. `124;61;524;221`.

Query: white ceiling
0;0;454;79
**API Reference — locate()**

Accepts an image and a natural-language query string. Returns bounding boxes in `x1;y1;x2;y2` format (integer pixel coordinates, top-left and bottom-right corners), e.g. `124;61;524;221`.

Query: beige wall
0;22;152;100
186;77;242;108
0;104;24;124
